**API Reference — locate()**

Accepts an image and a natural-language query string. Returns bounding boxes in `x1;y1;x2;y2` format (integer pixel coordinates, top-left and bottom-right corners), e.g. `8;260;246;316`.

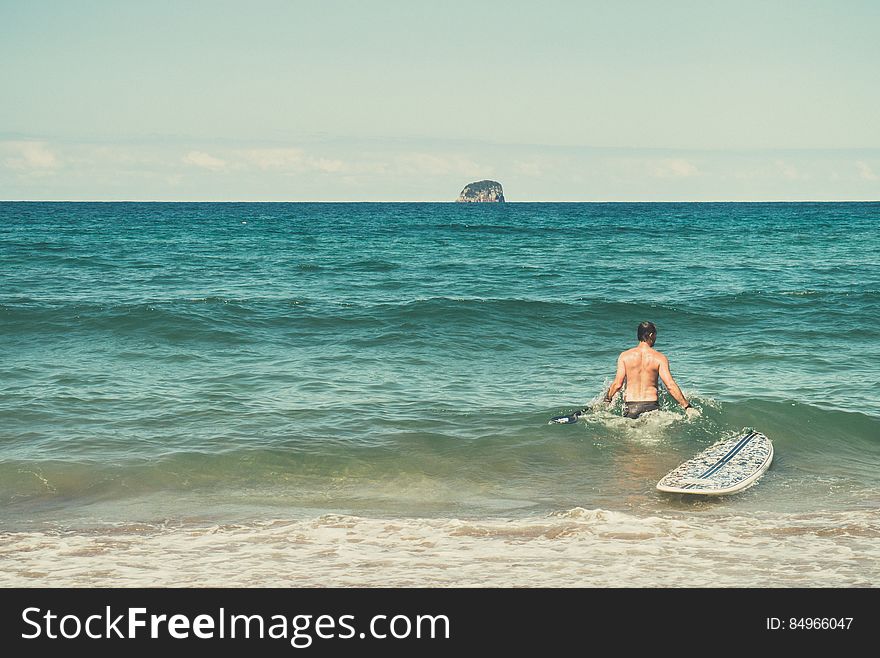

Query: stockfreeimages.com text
21;606;450;647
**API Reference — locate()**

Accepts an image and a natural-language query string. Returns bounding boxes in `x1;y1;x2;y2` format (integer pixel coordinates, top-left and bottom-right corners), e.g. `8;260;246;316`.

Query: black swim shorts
623;400;660;419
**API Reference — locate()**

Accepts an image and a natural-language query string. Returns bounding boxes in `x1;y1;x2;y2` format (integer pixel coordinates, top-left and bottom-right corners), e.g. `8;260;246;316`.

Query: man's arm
604;354;626;402
658;356;690;409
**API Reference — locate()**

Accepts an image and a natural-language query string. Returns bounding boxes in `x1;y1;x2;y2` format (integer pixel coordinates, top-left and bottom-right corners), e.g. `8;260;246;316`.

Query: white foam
580;385;718;441
581;406;682;444
2;508;878;587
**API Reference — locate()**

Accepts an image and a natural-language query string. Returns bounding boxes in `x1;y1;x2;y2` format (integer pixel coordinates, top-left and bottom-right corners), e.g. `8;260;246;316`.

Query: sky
1;0;879;200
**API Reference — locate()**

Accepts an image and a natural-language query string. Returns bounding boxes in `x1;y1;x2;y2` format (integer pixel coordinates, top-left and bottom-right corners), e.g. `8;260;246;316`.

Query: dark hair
637;321;656;342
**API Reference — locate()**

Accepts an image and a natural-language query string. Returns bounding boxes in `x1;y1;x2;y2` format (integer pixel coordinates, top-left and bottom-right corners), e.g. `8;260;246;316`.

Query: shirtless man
605;321;696;419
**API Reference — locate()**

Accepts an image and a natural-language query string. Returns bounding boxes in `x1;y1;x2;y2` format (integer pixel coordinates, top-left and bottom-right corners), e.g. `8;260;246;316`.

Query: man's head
637;321;657;345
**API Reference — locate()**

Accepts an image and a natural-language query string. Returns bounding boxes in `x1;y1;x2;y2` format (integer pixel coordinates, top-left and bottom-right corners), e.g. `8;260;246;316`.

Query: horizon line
2;199;879;204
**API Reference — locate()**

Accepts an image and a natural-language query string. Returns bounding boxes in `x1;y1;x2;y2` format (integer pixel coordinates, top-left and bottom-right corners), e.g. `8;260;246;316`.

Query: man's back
618;343;664;402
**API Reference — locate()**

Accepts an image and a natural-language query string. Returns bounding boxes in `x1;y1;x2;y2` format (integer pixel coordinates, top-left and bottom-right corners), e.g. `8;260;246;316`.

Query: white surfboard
656;430;773;496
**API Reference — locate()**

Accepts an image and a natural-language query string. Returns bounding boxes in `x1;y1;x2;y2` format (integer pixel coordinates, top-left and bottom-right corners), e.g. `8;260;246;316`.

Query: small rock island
456;180;505;203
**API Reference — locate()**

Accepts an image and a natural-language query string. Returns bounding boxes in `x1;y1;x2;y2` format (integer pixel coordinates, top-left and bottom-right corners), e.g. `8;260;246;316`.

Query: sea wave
2;508;878;587
1;397;876;525
3;290;877;348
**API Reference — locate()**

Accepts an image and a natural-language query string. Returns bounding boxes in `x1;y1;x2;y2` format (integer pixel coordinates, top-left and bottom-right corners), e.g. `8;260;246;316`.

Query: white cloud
396;153;487;177
2;141;60;170
775;160;804;180
182;150;227;171
348;159;389;175
515;161;543;177
241;148;306;170
311;157;345;173
240;148;345;174
84;146;157;166
856;161;879;181
512;156;562;177
652;158;699;178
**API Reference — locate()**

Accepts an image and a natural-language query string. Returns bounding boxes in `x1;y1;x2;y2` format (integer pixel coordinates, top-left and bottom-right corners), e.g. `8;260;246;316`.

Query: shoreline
3;507;877;587
2;199;880;204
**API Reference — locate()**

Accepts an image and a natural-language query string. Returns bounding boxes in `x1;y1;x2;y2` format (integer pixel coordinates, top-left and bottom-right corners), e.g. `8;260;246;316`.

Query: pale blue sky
1;0;879;199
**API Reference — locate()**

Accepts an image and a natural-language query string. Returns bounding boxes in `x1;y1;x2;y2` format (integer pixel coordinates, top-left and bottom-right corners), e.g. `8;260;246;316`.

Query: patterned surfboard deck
656;430;773;496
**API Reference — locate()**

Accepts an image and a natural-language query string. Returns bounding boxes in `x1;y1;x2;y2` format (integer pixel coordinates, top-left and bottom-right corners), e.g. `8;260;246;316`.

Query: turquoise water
1;202;878;586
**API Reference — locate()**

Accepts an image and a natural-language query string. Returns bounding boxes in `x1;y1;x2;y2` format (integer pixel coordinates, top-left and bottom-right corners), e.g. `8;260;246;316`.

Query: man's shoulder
619;347;647;362
652;348;670;363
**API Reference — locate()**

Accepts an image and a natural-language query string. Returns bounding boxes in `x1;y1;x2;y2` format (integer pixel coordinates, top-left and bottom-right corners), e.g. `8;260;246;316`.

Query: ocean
1;201;878;587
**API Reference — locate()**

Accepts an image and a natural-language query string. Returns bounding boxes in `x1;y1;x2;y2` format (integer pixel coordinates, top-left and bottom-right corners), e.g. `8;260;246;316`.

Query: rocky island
456;180;505;203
